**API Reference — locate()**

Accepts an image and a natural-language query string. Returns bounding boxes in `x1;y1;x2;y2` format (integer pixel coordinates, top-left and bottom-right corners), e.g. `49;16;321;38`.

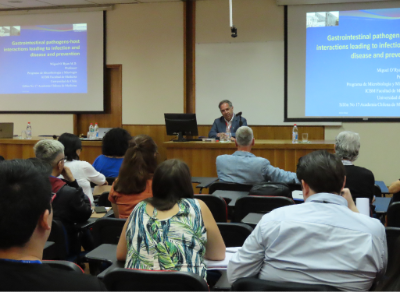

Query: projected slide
0;23;87;94
306;8;400;117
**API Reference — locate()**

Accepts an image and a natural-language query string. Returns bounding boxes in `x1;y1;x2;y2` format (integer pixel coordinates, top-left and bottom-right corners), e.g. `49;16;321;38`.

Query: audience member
227;150;387;290
388;179;400;203
93;128;132;177
34;140;92;254
117;159;225;281
0;155;4;161
335;131;375;203
0;159;105;291
109;135;157;219
58;133;107;206
216;126;299;184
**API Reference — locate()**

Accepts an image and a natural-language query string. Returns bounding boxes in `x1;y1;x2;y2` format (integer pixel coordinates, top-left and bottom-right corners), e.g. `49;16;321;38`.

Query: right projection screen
286;1;400;121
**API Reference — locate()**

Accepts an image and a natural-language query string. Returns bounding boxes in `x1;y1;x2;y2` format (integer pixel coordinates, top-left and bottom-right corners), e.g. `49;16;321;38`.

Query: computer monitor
164;113;198;142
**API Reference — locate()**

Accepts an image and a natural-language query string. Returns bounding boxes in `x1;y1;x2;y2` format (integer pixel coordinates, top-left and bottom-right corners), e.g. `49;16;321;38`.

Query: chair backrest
47;220;69;260
385;227;400;275
209;181;253;194
194;195;227;222
217;223;253;247
42;260;84;273
106;177;117;185
97;191;112;207
232;277;339;291
374;185;382;197
92;217;126;247
103;268;209;291
387;202;400;228
234;196;294;222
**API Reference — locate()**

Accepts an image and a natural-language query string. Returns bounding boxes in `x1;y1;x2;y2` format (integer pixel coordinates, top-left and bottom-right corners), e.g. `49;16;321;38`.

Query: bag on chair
249;182;291;198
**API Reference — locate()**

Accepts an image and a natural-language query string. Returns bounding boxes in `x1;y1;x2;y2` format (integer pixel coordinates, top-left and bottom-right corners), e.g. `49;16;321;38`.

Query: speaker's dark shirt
344;165;375;202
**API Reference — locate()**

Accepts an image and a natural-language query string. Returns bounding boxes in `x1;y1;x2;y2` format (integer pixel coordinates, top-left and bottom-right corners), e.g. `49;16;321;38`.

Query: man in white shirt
227;150;387;291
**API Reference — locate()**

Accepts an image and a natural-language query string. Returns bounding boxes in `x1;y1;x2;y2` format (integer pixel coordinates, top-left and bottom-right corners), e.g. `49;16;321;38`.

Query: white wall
195;0;339;126
0;114;73;136
107;3;184;125
326;123;399;184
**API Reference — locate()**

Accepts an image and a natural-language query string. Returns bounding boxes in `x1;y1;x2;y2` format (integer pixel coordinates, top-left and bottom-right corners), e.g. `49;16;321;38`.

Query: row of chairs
44;226;400;291
43;226;400;291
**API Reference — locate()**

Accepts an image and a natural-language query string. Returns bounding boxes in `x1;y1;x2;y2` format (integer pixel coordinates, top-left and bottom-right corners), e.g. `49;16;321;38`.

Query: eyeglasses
57;157;67;164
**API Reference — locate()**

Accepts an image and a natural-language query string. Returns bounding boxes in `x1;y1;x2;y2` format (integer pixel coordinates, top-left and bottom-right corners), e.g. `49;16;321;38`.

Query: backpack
249;182;291;198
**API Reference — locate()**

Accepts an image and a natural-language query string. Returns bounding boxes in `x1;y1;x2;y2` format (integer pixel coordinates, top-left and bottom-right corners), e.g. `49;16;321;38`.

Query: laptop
97;128;112;139
0;123;13;138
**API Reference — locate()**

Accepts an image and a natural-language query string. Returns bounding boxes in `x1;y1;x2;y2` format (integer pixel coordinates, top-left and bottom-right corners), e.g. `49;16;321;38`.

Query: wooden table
0;137;102;164
165;140;335;177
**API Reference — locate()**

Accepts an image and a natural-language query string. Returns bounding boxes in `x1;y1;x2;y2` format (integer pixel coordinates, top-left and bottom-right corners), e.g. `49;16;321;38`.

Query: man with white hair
34;140;92;254
335;131;375;203
216;126;299;184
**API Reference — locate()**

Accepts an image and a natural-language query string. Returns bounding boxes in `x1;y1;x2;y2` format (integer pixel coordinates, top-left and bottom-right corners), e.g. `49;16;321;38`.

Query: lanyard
0;258;41;264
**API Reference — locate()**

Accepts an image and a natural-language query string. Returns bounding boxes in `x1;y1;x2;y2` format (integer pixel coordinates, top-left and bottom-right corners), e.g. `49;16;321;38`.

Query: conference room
0;0;399;290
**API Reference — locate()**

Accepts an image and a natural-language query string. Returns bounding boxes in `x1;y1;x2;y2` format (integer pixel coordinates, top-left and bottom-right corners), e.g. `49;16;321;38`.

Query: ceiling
0;0;183;9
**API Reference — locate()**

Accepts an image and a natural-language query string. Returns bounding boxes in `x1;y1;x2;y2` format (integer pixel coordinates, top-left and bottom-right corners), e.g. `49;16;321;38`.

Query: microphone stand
239;115;243;127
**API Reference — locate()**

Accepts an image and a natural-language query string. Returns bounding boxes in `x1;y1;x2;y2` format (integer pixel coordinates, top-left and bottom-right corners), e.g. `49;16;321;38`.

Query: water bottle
94;123;99;138
226;126;231;142
26;122;32;139
292;124;298;144
88;123;94;139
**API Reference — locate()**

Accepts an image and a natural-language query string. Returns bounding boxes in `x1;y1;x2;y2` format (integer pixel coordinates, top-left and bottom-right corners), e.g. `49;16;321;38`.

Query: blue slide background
306;10;400;117
0;24;87;94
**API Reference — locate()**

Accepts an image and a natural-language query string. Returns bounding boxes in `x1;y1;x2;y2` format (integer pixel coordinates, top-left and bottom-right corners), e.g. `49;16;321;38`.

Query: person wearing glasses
34;140;92;255
58;133;107;206
0;159;105;290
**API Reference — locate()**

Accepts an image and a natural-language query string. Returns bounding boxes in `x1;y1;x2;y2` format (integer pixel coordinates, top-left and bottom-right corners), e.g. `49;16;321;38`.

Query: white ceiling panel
137;0;182;2
38;0;94;5
0;0;184;9
88;0;137;4
0;0;55;7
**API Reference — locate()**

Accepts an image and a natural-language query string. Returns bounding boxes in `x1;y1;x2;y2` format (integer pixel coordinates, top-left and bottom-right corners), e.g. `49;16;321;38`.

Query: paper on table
226;247;241;253
356;198;370;216
204;247;241;270
292;190;304;200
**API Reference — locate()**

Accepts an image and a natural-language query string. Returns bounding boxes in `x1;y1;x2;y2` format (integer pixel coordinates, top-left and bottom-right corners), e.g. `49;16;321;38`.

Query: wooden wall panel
165;141;335;176
119;125;326;166
122;125;170;164
198;125;324;140
75;65;122;136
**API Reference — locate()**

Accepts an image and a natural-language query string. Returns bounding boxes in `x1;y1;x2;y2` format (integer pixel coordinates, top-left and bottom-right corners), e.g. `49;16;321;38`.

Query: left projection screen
0;11;104;112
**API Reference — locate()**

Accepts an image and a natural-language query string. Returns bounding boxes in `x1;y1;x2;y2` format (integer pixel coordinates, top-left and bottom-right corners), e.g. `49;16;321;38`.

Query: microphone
237;112;243;127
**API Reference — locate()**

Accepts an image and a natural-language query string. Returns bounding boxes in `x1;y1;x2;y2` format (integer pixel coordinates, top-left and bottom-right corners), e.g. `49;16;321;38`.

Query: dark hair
148;159;194;211
102;128;132;157
58;133;82;161
0;159;52;249
27;157;52;176
296;150;345;194
114;135;158;194
0;156;4;161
